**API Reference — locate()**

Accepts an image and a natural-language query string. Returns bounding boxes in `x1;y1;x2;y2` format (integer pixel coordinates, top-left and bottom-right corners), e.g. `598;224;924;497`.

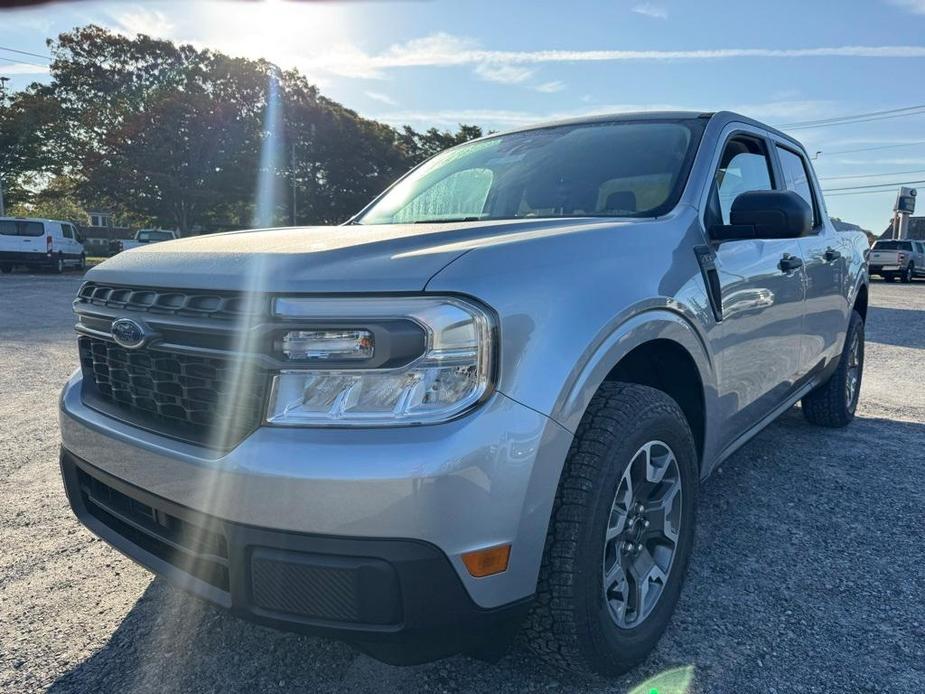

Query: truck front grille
76;282;268;321
78;336;268;448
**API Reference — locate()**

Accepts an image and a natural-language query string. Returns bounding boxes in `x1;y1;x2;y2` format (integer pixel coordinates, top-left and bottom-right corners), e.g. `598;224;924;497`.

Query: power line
0;45;52;61
822;178;925;193
0;55;49;69
782;103;925;128
785;107;925;130
823;140;925;155
825;189;902;197
819;168;925;181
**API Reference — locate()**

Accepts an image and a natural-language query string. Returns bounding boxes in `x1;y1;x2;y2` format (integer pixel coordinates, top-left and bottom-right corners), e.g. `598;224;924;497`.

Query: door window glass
777;147;818;227
62;224;73;239
710;138;774;226
19;222;44;237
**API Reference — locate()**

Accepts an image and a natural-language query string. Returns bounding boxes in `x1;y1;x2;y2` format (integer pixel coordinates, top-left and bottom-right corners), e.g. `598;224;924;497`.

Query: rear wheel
0;264;12;274
78;254;86;271
53;254;64;274
901;264;913;283
802;310;864;427
524;382;697;676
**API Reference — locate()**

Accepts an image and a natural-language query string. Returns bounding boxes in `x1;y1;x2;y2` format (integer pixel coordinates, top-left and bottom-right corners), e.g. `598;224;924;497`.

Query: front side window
357;120;704;225
777;147;818;227
708;137;774;226
62;224;73;239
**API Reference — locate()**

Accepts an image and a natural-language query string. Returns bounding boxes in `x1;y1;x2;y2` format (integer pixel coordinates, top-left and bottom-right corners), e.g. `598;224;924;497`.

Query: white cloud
888;0;925;14
0;62;49;76
315;35;925;79
364;91;398;106
370;99;833;130
632;3;669;19
108;7;175;37
534;80;566;93
474;63;534;84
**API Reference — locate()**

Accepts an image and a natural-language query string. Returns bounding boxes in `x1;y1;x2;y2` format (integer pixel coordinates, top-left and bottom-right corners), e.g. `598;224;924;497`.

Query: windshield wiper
411;216;483;224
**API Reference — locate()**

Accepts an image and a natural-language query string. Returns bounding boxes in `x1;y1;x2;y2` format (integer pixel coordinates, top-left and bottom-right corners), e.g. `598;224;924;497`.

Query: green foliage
2;25;485;232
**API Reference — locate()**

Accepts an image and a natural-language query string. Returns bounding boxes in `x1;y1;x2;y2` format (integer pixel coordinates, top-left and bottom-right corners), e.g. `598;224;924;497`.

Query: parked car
119;228;180;252
869;239;925;282
0;217;85;273
59;111;869;676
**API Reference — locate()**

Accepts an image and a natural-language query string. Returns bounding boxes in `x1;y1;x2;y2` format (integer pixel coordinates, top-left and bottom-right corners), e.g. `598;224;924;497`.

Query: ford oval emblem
111;318;148;349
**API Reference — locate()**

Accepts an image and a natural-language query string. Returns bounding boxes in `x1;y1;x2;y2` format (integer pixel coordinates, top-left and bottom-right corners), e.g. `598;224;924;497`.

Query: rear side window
777;147;818;227
20;222;44;237
0;220;44;236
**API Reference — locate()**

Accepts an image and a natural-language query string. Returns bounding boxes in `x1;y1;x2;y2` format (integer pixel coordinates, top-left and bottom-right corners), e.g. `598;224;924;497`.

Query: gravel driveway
1;273;922;693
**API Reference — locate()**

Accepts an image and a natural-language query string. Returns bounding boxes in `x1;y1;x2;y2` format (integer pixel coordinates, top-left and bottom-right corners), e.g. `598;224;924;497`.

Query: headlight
266;296;495;426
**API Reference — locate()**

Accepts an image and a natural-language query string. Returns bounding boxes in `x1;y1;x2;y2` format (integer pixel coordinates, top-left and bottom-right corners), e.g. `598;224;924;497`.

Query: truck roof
492;110;806;151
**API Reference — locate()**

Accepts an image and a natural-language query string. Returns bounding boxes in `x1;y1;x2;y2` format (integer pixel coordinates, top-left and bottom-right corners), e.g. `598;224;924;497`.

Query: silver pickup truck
59;111;869;676
869;239;925;283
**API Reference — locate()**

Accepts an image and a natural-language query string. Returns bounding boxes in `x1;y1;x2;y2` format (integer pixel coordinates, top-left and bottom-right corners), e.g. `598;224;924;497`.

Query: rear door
703;128;808;447
774;144;849;373
3;220;48;257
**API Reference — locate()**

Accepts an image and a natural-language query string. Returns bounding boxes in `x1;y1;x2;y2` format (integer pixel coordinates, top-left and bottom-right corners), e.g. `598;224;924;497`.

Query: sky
2;0;925;233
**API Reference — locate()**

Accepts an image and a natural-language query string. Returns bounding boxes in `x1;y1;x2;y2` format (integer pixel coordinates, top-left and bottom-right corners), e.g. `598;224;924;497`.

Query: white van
0;217;86;274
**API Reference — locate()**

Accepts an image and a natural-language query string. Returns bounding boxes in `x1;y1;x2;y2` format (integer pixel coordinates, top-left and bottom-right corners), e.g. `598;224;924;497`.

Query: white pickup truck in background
868;239;925;283
119;229;179;252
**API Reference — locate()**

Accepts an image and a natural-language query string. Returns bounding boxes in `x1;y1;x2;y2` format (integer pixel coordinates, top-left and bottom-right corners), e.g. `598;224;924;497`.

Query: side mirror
711;190;812;241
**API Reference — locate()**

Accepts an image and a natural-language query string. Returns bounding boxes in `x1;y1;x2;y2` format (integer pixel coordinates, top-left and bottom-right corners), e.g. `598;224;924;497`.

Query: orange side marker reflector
462;544;511;577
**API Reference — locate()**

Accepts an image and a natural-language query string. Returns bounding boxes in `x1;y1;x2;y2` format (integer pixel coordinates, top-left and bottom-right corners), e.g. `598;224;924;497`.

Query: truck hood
86;218;629;293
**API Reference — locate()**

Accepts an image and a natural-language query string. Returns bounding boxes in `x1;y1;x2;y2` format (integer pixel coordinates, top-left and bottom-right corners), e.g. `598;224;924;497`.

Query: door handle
779;254;804;273
824;248;841;262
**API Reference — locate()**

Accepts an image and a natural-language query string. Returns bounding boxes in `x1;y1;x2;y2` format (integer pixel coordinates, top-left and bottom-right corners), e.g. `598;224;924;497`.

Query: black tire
53;254;64;274
524;382;698;677
802;310;864;427
0;264;12;274
884;273;896;282
901;264;913;283
78;254;87;271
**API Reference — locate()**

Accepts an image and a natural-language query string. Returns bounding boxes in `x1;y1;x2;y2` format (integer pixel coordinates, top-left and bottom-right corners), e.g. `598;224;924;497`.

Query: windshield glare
358;120;701;225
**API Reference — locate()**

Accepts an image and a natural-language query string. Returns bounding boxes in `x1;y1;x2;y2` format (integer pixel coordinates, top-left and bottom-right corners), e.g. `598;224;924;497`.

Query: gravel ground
0;272;923;694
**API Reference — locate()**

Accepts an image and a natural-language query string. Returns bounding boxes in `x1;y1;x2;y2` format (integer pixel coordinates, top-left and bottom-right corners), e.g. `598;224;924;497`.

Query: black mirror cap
727;190;813;239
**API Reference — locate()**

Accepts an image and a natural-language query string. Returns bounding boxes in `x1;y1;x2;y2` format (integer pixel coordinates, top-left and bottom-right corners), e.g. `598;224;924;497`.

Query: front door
705;133;807;449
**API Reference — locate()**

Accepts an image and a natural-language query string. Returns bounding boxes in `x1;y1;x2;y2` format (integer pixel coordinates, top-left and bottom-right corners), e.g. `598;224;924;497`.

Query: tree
7;25;490;230
397;124;485;166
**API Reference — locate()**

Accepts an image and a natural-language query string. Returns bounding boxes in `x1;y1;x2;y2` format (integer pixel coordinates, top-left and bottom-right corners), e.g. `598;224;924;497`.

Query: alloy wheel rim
845;330;861;409
602;440;682;629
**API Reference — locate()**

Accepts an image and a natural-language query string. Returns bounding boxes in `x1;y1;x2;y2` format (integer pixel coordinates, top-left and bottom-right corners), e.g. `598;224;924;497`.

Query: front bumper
60;449;530;663
59;369;572;649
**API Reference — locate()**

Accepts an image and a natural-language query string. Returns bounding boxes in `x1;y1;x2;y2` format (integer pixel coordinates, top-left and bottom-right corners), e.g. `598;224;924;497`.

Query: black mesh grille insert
251;555;362;622
79;336;268;448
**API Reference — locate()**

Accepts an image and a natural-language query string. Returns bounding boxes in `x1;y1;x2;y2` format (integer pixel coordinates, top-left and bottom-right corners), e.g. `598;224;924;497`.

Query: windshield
138;230;174;242
874;241;912;250
357;119;704;225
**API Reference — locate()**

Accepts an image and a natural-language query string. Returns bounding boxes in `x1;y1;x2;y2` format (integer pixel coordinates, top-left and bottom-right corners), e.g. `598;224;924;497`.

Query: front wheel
78;254;87;271
802;310;864;427
524;382;698;676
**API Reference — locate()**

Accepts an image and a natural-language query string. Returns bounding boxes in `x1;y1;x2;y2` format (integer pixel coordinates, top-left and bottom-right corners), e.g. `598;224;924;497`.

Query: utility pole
290;142;297;226
892;187;916;239
0;76;8;217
